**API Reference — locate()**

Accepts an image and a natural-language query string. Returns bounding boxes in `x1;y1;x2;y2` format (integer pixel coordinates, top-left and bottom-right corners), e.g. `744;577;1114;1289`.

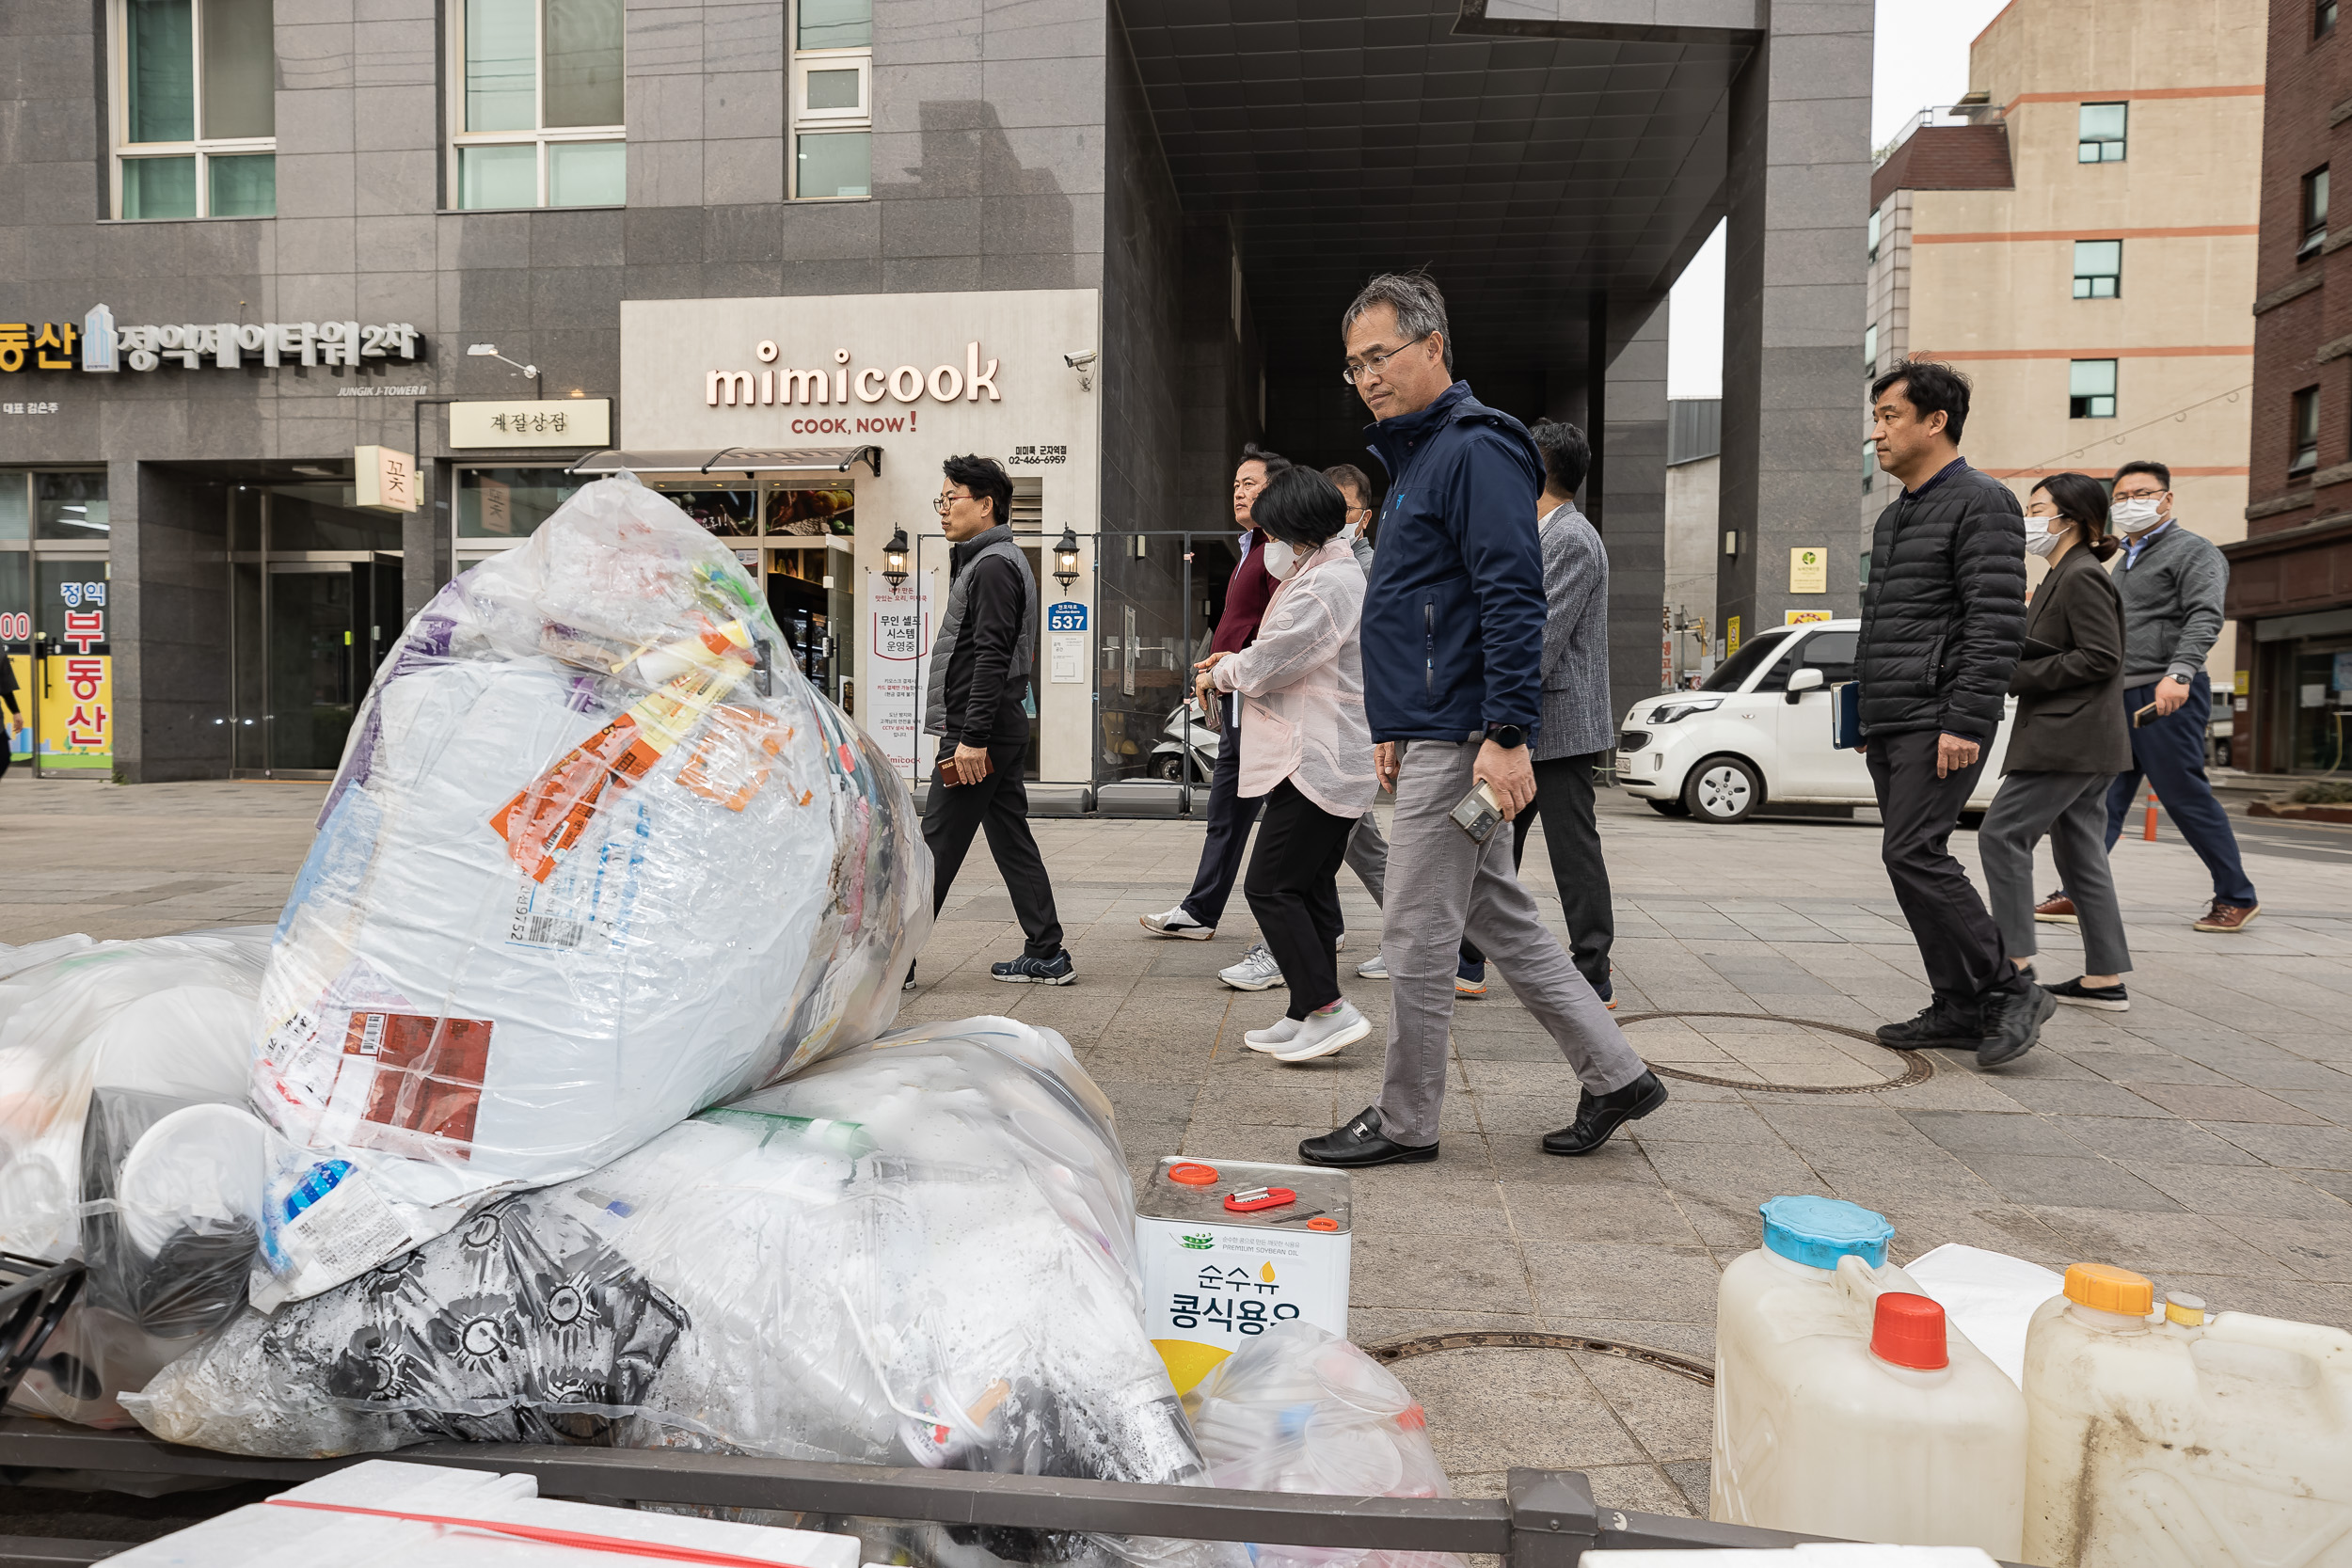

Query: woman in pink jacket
1196;467;1376;1063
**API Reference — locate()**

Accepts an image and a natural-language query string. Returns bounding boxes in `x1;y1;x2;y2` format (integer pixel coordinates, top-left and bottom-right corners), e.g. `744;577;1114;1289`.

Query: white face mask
2110;495;2165;533
2025;517;2067;560
1262;540;1299;580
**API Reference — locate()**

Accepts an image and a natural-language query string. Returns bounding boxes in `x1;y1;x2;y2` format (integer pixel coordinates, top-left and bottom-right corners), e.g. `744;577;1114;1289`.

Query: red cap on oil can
1869;1291;1948;1370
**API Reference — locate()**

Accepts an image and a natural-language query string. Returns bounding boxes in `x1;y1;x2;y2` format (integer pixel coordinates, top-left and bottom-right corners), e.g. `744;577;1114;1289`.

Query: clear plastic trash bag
251;474;929;1304
0;930;274;1424
1184;1323;1465;1568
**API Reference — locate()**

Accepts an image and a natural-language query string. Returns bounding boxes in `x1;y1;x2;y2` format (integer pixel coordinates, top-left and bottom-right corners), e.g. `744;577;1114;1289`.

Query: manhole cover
1370;1331;1714;1386
1617;1010;1932;1096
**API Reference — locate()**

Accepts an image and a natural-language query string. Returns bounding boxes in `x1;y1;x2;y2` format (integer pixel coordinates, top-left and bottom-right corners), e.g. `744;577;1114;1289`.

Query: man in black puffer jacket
1855;361;2049;1067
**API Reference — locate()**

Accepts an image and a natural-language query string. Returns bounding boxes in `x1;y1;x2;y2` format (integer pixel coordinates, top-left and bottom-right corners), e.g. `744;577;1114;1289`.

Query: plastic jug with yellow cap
1711;1196;2026;1557
2022;1260;2352;1567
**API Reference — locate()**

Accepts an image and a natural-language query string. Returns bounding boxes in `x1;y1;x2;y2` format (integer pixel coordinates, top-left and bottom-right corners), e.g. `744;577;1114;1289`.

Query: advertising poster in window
866;569;933;780
37;574;110;771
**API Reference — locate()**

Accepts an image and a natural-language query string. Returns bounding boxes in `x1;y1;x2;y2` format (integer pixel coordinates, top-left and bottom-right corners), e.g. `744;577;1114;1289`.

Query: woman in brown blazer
1979;472;2136;1017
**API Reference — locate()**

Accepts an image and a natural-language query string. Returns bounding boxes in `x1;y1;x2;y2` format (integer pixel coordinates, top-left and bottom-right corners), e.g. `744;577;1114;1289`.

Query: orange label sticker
340;1011;494;1160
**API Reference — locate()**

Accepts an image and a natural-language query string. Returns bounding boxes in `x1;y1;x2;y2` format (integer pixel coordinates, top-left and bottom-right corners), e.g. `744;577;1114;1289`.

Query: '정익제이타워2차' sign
15;307;424;374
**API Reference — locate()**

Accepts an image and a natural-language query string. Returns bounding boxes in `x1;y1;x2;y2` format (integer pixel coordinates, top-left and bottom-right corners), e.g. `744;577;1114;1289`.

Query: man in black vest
916;453;1073;986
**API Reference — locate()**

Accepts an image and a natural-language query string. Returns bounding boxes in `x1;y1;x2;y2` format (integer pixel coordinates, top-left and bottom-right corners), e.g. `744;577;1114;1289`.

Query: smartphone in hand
1451;780;1503;844
2133;702;2160;728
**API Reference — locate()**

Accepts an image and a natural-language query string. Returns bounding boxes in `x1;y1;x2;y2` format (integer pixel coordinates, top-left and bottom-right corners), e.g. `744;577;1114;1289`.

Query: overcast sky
1666;0;2013;399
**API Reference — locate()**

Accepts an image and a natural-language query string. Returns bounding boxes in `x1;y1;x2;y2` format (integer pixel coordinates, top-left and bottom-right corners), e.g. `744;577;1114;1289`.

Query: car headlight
1649;698;1724;724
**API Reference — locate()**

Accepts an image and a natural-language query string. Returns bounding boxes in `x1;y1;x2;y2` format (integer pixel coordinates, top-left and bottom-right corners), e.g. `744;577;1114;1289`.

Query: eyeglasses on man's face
1342;332;1432;386
933;490;977;515
2111;485;2167;502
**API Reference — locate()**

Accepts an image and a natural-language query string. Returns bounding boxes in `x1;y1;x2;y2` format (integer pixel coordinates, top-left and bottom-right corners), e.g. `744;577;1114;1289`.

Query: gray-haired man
1301;273;1660;1170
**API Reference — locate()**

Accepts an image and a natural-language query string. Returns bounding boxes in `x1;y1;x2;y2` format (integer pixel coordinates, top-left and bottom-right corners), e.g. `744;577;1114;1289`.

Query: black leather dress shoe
1299;1107;1438;1168
1542;1069;1667;1156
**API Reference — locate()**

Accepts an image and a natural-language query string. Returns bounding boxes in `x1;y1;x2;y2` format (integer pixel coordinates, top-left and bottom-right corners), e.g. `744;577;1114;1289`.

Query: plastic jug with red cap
2021;1260;2352;1567
1711;1196;2026;1558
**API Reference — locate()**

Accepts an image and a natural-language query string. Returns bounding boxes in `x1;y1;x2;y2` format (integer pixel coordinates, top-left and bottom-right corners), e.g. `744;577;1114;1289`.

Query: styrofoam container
2022;1261;2352;1568
1136;1156;1350;1395
1711;1197;2026;1560
103;1458;859;1568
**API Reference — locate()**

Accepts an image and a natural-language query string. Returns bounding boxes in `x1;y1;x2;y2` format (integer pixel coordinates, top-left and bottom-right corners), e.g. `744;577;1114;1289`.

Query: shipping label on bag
261;960;497;1164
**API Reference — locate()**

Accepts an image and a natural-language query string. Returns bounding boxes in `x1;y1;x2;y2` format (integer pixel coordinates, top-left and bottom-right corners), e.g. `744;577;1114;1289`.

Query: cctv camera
1063;351;1096;368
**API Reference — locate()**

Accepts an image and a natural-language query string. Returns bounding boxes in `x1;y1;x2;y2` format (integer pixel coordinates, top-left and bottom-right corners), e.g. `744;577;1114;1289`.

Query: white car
1615;618;2014;825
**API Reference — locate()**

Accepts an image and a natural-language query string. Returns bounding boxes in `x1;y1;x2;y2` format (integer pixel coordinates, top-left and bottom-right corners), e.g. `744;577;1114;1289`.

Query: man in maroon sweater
1140;443;1287;942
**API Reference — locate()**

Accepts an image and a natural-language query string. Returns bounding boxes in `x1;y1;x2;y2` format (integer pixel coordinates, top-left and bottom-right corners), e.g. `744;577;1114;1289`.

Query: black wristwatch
1486;723;1528;749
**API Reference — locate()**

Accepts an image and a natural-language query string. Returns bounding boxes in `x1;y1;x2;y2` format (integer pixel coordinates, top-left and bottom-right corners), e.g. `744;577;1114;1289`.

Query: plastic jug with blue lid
1758;1195;1896;1270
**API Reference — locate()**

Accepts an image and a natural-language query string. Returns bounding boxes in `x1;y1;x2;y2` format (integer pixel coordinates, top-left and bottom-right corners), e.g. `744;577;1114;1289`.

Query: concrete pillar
1715;0;1873;652
1602;296;1670;728
114;462;235;784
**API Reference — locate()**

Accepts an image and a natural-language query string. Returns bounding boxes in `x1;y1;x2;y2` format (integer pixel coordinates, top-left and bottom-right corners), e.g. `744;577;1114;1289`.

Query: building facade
1866;0;2265;703
2241;0;2352;774
0;0;1872;786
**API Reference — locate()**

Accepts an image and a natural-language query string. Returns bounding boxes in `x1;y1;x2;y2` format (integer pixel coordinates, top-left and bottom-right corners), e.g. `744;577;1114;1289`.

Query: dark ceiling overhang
1119;0;1756;393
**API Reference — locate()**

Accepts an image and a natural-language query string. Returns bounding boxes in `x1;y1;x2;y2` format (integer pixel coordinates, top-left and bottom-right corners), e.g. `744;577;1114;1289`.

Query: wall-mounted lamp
883;526;911;589
1053;525;1082;590
468;342;542;397
1723;531;1740;559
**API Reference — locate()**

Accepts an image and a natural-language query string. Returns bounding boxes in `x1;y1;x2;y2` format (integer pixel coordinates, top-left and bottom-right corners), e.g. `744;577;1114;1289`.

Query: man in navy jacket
1299;273;1661;1169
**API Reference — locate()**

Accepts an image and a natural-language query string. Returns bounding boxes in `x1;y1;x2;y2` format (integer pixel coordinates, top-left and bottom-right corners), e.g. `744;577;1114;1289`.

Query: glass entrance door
266;562;359;773
33;556;112;776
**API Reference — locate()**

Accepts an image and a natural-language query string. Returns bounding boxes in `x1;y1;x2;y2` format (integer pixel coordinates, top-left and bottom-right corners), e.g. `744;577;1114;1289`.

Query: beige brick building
1866;0;2266;688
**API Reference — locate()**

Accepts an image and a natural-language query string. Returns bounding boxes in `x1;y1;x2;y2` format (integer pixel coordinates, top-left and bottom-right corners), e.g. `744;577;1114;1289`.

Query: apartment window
2073;240;2122;298
110;0;277;219
2069;359;2117;420
2302;167;2331;261
1867;206;1881;263
2292;387;2321;473
1862;324;1877;372
450;0;624;210
793;0;871;199
2077;103;2126;163
1863;439;1877;494
2320;0;2339;39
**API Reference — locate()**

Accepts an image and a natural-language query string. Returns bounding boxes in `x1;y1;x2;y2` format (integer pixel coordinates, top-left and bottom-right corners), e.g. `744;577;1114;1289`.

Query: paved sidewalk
7;774;2351;1519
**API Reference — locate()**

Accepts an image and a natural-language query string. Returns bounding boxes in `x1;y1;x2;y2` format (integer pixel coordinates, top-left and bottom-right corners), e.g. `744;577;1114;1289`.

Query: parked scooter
1149;696;1218;784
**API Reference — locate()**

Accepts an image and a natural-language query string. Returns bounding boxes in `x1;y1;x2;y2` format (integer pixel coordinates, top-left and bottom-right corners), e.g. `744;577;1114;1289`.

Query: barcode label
508;882;589;948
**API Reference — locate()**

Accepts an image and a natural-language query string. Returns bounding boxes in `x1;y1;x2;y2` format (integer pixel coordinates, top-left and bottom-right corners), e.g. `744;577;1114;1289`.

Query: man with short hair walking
2035;459;2257;933
1300;273;1661;1169
1856;361;2045;1066
918;453;1073;986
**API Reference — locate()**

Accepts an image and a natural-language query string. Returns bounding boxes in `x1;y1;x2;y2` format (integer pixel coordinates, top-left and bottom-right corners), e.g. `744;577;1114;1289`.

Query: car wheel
1646;798;1691;817
1957;810;1986;832
1683;756;1762;824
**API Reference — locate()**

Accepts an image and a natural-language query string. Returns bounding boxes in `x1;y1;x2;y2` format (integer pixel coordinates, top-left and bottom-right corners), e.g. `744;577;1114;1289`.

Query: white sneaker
1335;930;1346;952
1273;999;1372;1063
1219;942;1285;990
1356;953;1388;981
1244;1017;1302;1053
1141;907;1214;941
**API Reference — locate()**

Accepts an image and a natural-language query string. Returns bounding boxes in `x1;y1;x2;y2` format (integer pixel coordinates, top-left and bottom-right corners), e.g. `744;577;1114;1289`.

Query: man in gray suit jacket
1459;419;1617;1004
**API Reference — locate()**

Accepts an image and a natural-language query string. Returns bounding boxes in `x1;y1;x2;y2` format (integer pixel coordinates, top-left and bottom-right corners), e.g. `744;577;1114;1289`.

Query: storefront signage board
448;400;612;449
866;569;936;780
621;290;1102;784
353;446;420;513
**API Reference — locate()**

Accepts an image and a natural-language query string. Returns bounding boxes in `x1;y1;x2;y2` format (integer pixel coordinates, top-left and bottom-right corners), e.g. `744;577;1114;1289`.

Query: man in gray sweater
2040;458;2256;932
1456;419;1617;1001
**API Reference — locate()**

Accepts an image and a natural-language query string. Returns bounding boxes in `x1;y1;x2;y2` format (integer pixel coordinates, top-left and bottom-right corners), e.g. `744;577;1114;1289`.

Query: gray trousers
1979;769;2132;977
1374;740;1647;1147
1345;809;1388;901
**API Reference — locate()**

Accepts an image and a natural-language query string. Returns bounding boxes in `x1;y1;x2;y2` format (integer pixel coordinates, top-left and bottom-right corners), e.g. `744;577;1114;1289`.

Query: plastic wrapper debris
131;1017;1238;1568
104;1458;860;1568
0;930;273;1425
1184;1323;1463;1568
252;473;928;1304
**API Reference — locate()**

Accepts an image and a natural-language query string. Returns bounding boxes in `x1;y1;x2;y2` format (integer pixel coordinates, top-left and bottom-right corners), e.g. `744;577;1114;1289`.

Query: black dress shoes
1542;1069;1668;1156
1299;1107;1438;1168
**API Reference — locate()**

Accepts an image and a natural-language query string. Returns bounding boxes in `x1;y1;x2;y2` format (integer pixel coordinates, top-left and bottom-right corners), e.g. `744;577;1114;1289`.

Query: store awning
566;446;882;478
